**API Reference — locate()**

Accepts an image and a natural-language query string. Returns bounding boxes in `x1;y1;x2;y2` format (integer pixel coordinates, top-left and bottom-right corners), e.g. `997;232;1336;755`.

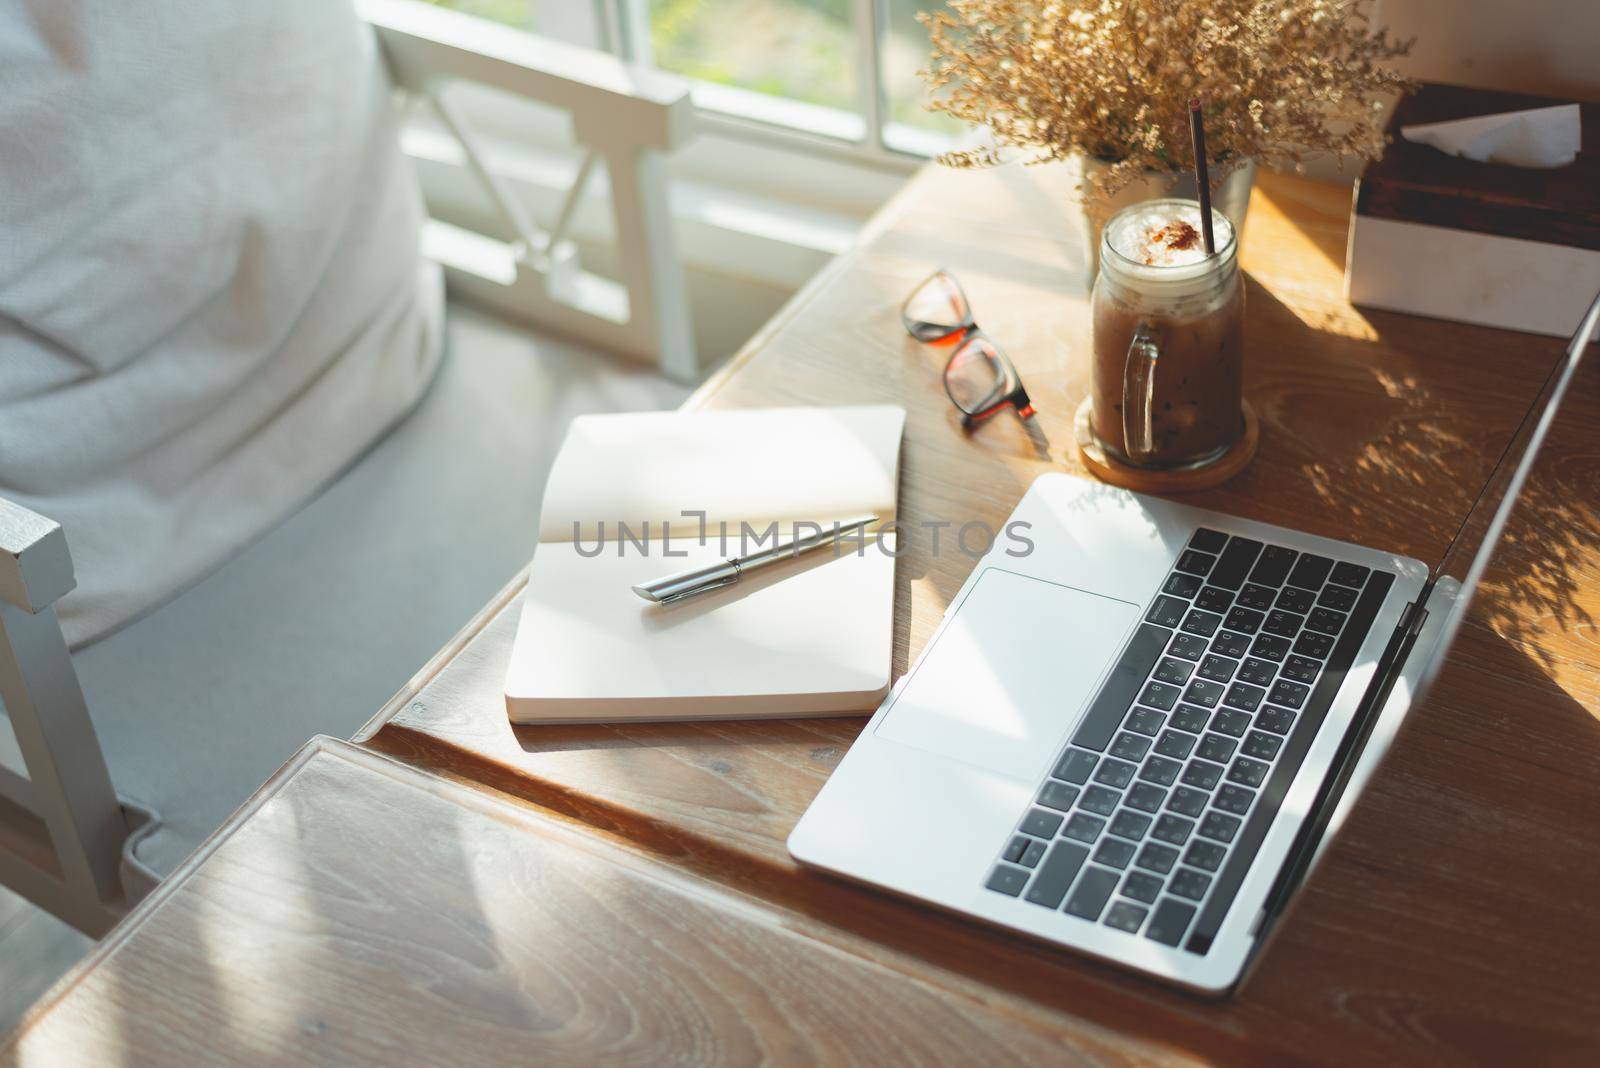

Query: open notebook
505;405;907;723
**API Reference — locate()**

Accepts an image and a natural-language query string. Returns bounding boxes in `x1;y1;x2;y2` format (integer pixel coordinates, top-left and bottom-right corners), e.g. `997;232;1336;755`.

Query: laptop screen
1413;287;1600;701
1263;287;1600;943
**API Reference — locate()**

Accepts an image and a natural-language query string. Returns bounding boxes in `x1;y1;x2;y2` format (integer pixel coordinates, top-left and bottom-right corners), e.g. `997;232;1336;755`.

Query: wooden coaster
1074;398;1258;493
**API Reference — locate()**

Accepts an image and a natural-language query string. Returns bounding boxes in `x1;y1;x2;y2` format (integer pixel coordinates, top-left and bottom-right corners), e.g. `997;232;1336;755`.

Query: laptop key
1175;550;1217;576
1092;838;1137;871
1184;679;1224;708
1104;900;1149;934
1169;704;1210;733
1198;811;1242;843
1167;633;1208;661
1255;706;1296;735
1110;731;1152;762
1189;528;1229;554
1263;610;1303;639
1275;586;1316;614
1330;561;1371;589
1162;571;1203;598
1242;730;1283;761
1139;755;1183;786
1070;623;1173;752
1065;866;1120;920
1223;682;1265;712
1166;786;1208;818
1037;781;1081;812
1140;680;1183;711
1022;808;1064;837
1154;729;1196;760
1145;898;1197;946
1023;841;1090;908
1004;836;1029;862
1080;785;1121;816
1124;707;1166;736
1062;812;1106;843
1227;757;1270;788
1181;759;1224;790
1194;585;1234;613
1053;748;1099;784
1184;839;1227;872
1294;631;1335;659
1146;595;1189;628
1181;609;1223;637
1288;553;1334;591
1236;583;1277;612
1210;708;1252;737
1210;630;1252;659
1318;583;1359;611
1207;537;1263;590
1170;868;1213;901
1248;545;1298;587
1121;870;1163;904
1151;814;1194;846
1109;810;1152;840
1236;657;1277;687
987;865;1030;897
1213;784;1255;815
1134;842;1179;875
1197;655;1236;683
1126;782;1167;813
1280;655;1320;684
1306;607;1346;635
1223;606;1264;634
1154;657;1194;685
1197;733;1237;764
1269;679;1311;709
1094;758;1137;788
1250;633;1291;662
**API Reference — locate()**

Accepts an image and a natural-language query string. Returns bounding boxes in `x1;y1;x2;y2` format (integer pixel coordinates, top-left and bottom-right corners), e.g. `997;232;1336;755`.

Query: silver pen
631;514;879;605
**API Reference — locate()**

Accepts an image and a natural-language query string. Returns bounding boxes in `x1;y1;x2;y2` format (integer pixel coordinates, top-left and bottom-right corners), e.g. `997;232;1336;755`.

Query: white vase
1075;157;1257;279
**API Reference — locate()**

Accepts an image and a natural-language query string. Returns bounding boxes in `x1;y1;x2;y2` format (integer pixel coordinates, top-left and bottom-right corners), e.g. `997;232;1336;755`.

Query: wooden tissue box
1346;83;1599;338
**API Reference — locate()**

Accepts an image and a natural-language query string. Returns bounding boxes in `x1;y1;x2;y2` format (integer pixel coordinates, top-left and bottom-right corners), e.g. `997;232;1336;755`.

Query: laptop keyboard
985;527;1393;955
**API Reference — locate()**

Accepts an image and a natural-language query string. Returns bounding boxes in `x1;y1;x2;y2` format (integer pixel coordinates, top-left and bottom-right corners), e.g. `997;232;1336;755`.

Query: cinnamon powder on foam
1141;220;1201;264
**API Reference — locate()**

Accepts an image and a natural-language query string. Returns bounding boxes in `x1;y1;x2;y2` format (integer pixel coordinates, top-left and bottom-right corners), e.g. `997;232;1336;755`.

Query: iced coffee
1090;199;1244;468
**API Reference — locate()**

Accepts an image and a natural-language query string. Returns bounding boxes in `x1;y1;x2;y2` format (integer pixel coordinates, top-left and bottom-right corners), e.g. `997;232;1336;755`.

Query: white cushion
0;0;443;647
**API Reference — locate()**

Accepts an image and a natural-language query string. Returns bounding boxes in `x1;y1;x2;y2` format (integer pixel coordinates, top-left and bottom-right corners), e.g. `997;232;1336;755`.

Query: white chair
0;0;698;937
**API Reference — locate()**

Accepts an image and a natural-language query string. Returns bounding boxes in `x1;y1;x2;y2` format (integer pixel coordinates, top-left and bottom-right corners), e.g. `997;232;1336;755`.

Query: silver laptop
789;290;1600;995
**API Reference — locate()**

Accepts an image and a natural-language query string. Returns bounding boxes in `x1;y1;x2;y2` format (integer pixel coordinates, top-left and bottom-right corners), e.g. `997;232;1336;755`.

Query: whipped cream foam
1107;202;1232;268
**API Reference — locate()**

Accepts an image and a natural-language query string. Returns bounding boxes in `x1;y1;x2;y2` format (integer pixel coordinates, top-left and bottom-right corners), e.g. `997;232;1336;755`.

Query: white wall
1377;0;1600;100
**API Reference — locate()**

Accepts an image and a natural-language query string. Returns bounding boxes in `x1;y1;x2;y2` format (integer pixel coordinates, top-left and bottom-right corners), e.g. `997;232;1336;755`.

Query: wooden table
8;166;1599;1066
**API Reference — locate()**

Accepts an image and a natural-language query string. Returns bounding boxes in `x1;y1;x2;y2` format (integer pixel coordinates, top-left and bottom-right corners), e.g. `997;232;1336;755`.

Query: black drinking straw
1189;98;1216;256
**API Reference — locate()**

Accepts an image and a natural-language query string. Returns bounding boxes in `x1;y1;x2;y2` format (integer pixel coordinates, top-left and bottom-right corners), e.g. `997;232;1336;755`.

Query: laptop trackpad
876;568;1141;782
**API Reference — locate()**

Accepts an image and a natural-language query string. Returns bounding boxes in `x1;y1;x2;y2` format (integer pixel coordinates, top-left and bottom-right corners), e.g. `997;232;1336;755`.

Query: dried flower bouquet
921;0;1413;195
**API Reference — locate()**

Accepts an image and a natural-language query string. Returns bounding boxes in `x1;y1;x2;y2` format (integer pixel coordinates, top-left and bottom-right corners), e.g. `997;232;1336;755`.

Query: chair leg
0;601;132;936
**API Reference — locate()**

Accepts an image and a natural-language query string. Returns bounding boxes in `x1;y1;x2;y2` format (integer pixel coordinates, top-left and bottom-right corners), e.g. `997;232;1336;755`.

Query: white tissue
1401;104;1581;169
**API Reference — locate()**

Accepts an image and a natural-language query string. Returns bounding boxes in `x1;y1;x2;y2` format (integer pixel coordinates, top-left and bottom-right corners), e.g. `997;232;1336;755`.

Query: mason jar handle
1122;323;1162;464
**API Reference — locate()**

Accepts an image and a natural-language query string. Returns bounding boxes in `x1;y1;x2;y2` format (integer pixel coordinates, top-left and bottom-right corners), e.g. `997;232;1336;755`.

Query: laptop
789;289;1600;995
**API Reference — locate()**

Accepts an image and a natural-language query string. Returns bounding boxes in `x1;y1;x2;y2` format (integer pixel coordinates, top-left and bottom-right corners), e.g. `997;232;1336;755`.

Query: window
423;0;962;161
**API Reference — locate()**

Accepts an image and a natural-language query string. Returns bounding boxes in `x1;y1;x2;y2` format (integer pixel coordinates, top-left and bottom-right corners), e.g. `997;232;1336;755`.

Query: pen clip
654;571;740;605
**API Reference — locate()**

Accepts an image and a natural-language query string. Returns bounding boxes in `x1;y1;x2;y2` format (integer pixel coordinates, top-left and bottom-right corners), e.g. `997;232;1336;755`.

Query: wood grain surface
11;164;1599;1065
354;167;1595;1062
8;741;1212;1066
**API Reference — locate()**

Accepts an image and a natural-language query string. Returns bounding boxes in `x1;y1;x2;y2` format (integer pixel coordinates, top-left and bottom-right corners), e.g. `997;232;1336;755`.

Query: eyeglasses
902;269;1036;428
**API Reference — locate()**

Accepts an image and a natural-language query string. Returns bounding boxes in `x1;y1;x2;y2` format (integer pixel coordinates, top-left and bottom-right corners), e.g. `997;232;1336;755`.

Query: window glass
423;1;605;47
881;0;962;135
647;0;857;112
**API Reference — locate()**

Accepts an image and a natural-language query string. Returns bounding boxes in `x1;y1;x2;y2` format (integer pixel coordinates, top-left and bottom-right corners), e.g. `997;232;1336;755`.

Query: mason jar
1089;198;1245;469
